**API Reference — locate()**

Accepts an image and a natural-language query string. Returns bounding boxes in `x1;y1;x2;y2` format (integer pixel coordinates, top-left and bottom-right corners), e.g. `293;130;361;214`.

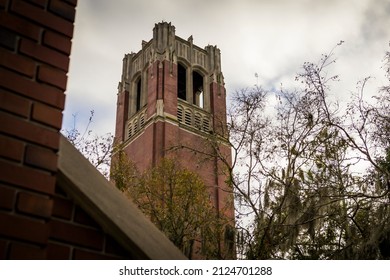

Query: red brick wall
162;60;178;117
146;61;158;118
0;0;77;259
210;81;228;135
47;184;134;259
0;0;135;260
122;122;155;172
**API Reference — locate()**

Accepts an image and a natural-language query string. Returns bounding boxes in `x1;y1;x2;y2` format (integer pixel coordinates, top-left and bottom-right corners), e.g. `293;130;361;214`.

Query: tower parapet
115;22;228;148
118;22;224;107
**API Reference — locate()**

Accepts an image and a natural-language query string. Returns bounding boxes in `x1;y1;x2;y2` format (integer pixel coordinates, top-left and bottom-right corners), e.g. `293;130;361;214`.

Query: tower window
136;78;142;111
178;63;187;100
193;71;204;108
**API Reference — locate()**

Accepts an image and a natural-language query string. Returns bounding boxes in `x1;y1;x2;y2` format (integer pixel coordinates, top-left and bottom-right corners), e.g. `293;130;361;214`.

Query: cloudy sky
64;0;390;136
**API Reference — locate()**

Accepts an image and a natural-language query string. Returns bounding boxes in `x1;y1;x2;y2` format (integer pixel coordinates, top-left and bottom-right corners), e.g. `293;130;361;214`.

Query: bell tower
114;22;234;258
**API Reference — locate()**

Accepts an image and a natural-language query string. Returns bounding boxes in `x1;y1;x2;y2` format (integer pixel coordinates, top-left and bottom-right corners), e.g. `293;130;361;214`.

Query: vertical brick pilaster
0;0;77;259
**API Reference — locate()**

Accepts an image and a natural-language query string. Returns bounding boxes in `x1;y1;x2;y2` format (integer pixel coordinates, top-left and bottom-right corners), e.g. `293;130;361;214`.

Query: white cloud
64;0;390;136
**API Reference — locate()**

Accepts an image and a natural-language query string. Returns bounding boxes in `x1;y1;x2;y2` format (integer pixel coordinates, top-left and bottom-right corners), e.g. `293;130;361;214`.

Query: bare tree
62;110;113;179
192;43;390;259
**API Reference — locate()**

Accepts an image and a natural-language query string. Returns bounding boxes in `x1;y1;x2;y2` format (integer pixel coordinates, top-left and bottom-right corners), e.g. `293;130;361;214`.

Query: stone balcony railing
126;101;212;141
177;100;211;133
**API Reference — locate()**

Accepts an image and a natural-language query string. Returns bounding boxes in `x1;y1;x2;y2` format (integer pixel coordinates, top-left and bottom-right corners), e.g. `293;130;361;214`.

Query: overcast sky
63;0;390;136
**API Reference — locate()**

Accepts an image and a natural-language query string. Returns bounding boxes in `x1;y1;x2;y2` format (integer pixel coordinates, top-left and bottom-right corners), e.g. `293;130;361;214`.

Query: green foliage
110;147;138;192
111;157;233;259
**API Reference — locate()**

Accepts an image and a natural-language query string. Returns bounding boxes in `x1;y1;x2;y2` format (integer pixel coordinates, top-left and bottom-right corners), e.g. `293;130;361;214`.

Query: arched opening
193;71;204;108
136;78;142;111
177;63;187;100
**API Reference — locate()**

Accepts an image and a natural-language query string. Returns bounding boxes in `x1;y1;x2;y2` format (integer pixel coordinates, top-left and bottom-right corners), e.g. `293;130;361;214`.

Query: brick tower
113;22;234;258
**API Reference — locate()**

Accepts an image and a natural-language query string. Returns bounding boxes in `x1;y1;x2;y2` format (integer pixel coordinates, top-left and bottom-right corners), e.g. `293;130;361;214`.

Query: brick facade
0;0;75;259
1;1;183;260
46;184;134;260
